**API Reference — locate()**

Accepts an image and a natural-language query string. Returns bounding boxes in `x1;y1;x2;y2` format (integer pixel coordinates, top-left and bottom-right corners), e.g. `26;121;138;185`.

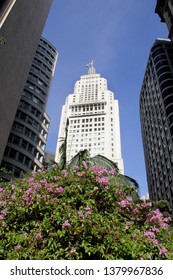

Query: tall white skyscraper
55;62;124;174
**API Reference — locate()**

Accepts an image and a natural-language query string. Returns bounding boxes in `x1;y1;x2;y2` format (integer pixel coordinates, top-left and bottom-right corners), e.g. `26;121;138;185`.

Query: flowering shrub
0;163;173;260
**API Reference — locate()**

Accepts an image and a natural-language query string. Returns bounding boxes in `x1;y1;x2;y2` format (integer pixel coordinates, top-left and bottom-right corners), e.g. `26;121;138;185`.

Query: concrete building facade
55;64;124;174
140;38;173;212
0;37;58;179
0;0;53;164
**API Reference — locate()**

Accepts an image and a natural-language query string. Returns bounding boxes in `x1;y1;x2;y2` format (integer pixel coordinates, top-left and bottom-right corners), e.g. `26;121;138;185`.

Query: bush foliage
0;162;173;260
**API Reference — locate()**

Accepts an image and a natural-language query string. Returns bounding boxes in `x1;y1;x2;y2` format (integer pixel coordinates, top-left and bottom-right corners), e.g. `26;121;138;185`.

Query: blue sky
42;0;168;197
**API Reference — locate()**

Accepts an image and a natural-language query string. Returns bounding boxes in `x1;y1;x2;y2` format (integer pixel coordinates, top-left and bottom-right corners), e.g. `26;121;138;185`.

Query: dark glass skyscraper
0;37;58;180
155;0;173;41
0;0;53;164
140;38;173;212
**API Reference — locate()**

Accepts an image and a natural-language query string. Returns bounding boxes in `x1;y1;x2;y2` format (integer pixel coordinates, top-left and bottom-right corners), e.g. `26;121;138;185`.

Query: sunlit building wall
55;65;124;174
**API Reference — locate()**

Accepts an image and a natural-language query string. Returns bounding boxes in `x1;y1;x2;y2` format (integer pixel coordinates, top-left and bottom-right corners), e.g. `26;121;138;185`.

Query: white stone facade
55;66;124;174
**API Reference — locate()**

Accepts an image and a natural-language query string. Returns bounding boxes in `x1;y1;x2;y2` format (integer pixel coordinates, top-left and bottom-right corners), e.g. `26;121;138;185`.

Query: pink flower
78;212;84;218
45;183;53;192
133;208;139;214
1;209;7;215
132;233;137;239
71;166;79;171
62;202;66;206
0;215;4;220
22;195;30;201
62;220;71;228
40;179;47;185
152;227;159;233
11;195;16;201
35;221;40;227
50;198;58;203
97;177;109;184
159;248;168;256
152;209;163;219
55;186;64;195
84;205;91;211
86;211;91;216
91;165;107;175
70;248;76;254
144;231;155;238
35;232;42;239
26;188;35;194
62;170;68;177
14;244;21;250
77;171;85;177
0;201;6;206
152;239;159;247
28;177;35;184
0;188;3;193
147;202;152;207
2;221;7;227
119;196;132;208
159;222;168;228
108;169;116;175
81;161;88;169
164;217;172;223
148;253;153;259
94;186;98;190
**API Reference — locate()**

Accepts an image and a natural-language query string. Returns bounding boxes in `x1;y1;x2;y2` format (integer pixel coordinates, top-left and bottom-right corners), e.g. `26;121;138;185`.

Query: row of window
39;39;57;55
25;80;47;98
71;123;105;129
28;72;48;90
70;117;105;124
1;161;25;178
36;51;54;68
33;57;52;74
69;127;105;133
22;91;44;109
16;109;40;130
19;100;44;120
4;147;32;168
37;44;56;61
71;103;105;112
31;65;50;83
12;122;37;142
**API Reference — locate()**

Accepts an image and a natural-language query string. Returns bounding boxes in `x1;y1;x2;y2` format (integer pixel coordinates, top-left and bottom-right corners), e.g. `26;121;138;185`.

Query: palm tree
58;118;69;170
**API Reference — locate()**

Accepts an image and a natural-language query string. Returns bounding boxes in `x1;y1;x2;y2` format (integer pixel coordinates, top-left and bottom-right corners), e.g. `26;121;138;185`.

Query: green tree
58;118;69;170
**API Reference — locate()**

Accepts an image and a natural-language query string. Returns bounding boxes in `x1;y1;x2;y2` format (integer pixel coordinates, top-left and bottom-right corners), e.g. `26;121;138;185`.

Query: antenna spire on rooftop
85;59;96;74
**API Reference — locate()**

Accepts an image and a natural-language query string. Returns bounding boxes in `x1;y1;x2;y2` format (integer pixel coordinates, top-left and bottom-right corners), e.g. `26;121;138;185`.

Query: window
21;140;27;149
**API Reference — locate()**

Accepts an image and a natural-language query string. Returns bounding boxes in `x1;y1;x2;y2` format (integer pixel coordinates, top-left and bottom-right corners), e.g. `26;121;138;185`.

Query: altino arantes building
140;38;173;212
55;63;124;174
0;0;53;164
0;37;58;179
